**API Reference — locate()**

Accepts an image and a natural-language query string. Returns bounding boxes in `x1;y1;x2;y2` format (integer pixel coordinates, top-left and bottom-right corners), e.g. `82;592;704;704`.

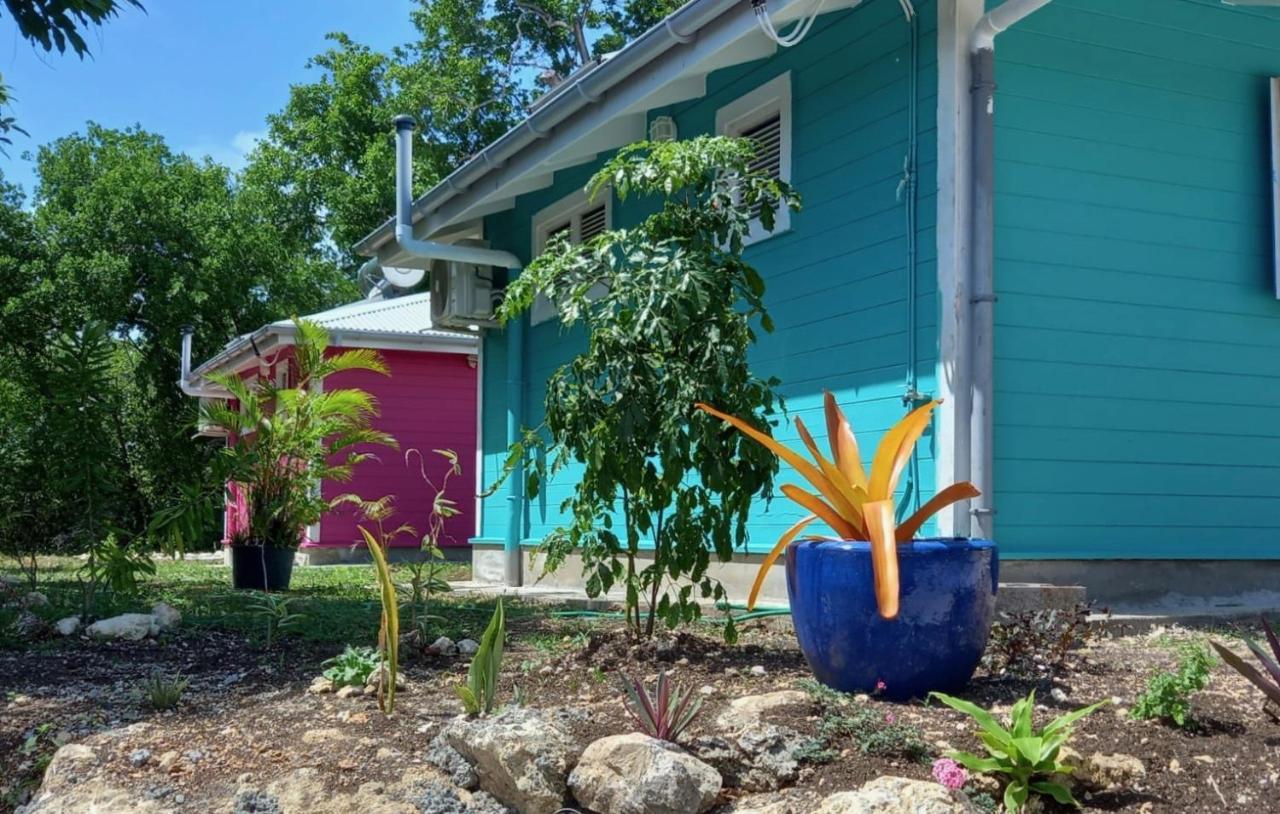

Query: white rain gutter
354;0;739;255
178;325;231;399
966;0;1054;540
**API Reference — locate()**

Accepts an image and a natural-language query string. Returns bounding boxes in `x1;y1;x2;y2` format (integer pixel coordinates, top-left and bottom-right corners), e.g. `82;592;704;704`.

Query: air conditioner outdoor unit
430;254;496;328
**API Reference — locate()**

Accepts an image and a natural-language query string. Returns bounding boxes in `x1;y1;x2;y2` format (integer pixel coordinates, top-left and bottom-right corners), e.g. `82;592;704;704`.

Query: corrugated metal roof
276;293;470;341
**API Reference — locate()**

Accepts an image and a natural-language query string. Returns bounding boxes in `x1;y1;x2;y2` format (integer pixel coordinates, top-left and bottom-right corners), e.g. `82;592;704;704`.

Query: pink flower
883;712;896;725
875;679;887;692
932;757;969;791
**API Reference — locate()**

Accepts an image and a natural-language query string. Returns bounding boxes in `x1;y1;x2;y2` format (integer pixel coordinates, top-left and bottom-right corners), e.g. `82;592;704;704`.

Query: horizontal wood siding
478;0;939;552
992;0;1280;558
322;350;477;548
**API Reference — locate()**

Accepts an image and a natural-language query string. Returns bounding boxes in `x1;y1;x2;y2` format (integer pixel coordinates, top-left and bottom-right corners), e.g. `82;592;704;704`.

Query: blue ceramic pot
785;538;998;700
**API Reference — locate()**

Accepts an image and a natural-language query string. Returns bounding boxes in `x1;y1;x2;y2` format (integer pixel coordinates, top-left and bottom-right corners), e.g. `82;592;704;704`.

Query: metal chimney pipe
394;114;417;234
180;324;195;382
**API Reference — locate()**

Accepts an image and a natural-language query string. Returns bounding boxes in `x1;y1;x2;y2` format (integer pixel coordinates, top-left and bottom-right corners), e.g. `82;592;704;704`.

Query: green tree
155;320;397;552
244;0;685;275
499;136;800;639
0;0;145;146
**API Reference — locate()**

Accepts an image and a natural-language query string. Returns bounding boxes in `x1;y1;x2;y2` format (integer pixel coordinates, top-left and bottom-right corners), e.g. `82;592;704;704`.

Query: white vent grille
743;113;783;182
579;205;608;242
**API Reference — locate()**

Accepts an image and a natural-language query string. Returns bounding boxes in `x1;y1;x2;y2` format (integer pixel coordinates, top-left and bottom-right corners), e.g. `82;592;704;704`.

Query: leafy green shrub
497;136;798;640
621;672;704;744
141;671;189;711
456;599;505;715
322;645;380;688
83;533;155;599
799;679;931;762
1130;643;1215;729
930;690;1108;813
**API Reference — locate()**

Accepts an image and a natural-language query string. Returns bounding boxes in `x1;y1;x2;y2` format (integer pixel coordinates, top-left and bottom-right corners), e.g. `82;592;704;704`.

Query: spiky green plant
140;671;189;711
456;599;505;715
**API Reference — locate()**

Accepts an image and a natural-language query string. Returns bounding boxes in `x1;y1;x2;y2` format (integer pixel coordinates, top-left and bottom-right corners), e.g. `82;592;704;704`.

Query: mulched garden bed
2;610;1277;813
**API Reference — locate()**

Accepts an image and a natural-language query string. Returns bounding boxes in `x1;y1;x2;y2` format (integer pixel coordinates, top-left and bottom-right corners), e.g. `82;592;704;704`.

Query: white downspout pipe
967;0;1054;540
178;326;229;399
389;115;527;588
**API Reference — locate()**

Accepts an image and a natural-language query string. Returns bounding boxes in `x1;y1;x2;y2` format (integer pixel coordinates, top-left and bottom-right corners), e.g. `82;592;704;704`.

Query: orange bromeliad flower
697;394;979;620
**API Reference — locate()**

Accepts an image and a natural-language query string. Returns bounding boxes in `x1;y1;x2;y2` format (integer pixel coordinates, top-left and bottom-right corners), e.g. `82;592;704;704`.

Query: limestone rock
21;590;49;609
428;636;460;656
307;676;335;694
151;602;181;631
814;776;979;813
456;638;480;656
364;665;407;690
426;733;479;789
441;707;584;814
690;723;804;792
568;733;721;814
1078;752;1146;789
54;616;81;637
18;742;166;814
85;613;159;641
335;685;361;699
722;789;825;813
714;690;808;730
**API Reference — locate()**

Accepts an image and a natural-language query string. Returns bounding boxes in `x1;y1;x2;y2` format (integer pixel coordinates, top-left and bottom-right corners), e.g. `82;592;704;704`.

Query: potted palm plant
197;319;396;590
699;395;992;699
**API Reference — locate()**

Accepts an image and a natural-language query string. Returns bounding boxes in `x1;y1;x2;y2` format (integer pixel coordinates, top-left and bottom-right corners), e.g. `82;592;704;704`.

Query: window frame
715;71;793;245
529;188;613;325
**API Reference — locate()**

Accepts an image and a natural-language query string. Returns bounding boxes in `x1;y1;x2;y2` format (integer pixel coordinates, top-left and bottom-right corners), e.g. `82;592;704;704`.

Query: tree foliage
243;0;685;275
0;124;358;567
499;136;801;639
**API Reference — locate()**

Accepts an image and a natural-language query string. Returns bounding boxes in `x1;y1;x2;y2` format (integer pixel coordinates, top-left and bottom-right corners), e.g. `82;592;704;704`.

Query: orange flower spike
780;484;861;540
823;391;868;490
862;499;900;619
697;403;858;528
895;482;981;542
794;417;866;527
746;514;817;610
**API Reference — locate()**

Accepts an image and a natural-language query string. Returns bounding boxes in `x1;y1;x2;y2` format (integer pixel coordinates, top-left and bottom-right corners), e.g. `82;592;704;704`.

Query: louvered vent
579;204;608;242
742;113;782;220
546;221;571;245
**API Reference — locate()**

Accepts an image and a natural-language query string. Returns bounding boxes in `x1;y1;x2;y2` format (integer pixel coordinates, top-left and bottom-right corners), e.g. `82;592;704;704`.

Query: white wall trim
935;0;982;537
716;70;793;244
529;187;614;325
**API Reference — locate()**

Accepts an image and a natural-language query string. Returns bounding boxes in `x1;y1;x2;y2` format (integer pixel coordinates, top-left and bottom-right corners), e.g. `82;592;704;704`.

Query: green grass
1;555;502;649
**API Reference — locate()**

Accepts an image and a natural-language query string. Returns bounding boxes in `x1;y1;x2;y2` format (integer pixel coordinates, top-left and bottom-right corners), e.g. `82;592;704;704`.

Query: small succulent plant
620;671;703;744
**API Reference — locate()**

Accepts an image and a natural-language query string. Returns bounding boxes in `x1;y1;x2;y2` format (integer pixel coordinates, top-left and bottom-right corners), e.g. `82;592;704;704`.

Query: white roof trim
188;293;478;382
355;0;862;256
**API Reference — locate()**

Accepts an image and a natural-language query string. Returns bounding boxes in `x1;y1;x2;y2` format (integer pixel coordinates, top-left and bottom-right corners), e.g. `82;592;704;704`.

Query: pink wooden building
182;294;479;563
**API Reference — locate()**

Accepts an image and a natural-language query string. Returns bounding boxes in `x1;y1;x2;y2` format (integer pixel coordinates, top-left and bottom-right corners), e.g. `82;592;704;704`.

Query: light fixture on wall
649;115;678;142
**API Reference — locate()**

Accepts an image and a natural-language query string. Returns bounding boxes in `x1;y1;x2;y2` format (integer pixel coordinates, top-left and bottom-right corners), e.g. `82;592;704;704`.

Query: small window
716;72;792;244
530;191;613;325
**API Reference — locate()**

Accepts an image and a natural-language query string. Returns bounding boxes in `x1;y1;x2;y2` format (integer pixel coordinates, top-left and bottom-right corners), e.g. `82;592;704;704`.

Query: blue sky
0;1;419;196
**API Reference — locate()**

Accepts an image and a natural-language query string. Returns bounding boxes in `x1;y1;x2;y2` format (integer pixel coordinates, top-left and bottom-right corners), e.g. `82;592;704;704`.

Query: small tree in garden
498;136;800;640
151;319;396;553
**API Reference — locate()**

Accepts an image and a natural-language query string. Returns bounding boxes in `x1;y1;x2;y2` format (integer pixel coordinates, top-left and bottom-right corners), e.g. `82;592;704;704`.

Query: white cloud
183;129;266;171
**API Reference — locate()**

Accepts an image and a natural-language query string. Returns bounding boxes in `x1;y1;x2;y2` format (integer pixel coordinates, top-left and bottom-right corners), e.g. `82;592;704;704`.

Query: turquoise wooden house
354;0;1280;606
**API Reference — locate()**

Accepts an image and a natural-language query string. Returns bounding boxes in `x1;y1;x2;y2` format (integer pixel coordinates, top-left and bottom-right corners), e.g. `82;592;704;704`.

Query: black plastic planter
229;545;296;591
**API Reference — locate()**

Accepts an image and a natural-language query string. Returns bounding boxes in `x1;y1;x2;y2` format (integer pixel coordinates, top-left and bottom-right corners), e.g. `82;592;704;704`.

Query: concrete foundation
1001;559;1280;616
469;544;1088;614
